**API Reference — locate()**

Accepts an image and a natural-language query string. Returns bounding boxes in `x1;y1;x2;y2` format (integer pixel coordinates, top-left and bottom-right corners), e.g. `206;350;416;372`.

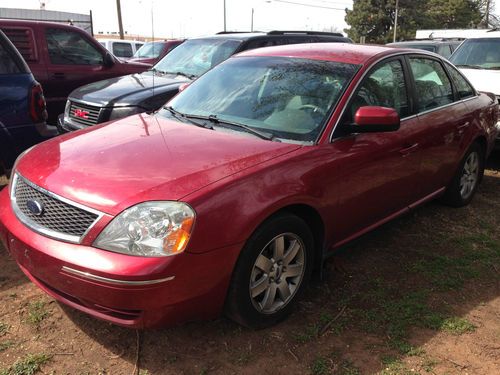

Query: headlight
108;106;143;120
64;100;70;118
94;202;195;257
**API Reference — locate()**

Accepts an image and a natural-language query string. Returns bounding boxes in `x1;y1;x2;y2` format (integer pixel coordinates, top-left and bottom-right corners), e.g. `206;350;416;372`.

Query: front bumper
0;188;242;328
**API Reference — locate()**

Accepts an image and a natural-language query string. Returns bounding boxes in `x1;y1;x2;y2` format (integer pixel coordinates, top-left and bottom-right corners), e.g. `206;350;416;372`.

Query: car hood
458;68;500;96
69;72;190;107
16;114;300;215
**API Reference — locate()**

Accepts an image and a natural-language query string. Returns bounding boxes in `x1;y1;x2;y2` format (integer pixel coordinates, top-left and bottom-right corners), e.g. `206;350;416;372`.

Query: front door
328;58;424;245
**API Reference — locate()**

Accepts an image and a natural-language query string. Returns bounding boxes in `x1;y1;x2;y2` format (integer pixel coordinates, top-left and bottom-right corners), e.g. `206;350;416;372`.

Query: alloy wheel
459;151;479;200
249;233;305;314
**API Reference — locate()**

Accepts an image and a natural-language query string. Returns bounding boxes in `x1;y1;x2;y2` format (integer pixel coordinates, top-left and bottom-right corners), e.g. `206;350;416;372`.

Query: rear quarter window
113;42;133;57
1;27;37;62
0;38;22;74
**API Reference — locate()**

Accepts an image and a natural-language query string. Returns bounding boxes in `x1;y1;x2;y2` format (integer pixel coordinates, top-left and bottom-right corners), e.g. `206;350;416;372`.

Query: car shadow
486;150;500;171
57;172;500;374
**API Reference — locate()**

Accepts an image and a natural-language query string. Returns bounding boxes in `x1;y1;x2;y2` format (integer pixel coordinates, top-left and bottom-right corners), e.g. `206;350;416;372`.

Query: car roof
462;31;500;39
387;40;456;46
0;18;79;30
189;31;349;42
236;43;407;65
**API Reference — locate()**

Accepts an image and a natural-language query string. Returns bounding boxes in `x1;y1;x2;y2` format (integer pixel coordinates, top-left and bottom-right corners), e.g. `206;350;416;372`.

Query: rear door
407;55;471;196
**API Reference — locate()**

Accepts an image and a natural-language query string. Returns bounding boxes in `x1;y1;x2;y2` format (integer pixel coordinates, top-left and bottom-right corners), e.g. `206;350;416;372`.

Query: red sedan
0;44;497;329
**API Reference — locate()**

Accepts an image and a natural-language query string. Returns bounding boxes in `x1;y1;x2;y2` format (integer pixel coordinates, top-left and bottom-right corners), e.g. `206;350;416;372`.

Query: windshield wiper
163;71;197;79
455;64;483;70
184;114;277;141
163;106;213;129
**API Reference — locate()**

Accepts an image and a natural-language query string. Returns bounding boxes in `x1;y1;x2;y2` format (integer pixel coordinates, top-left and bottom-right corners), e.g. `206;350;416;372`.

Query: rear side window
0;39;21;74
445;63;475;99
409;57;454;112
2;27;37;62
112;42;133;58
46;28;103;65
438;45;453;59
135;43;143;51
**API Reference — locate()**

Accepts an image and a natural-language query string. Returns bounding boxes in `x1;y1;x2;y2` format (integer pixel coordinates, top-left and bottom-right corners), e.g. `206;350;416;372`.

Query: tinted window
0;39;21;74
409;57;454;111
451;38;500;69
446;62;475;99
163;56;359;143
344;59;409;123
112;42;133;57
135;43;143;51
46;28;103;65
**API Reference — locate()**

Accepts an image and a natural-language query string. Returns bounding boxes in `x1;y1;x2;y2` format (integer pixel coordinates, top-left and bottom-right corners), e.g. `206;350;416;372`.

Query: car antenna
151;0;155;99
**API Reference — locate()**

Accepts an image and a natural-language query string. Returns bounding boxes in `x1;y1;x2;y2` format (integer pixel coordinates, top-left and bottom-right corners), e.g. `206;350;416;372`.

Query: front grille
68;101;101;126
12;175;100;242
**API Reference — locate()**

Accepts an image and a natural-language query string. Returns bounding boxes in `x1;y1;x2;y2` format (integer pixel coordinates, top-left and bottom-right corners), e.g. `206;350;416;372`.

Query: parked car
449;32;500;147
1;43;497;329
0;29;55;176
129;39;184;65
58;30;353;133
97;38;144;59
0;20;151;125
386;39;462;58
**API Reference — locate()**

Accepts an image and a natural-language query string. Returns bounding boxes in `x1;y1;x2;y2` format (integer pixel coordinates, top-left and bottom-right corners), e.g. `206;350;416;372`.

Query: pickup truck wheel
442;143;484;207
225;213;313;329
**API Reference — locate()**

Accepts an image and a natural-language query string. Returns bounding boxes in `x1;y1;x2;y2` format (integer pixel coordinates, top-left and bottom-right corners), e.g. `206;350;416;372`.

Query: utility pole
251;8;254;32
485;0;490;28
393;0;399;42
116;0;124;39
224;0;227;32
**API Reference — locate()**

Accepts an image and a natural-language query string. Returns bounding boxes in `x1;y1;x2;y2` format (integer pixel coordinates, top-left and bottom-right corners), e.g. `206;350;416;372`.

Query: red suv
0;44;497;329
0;20;151;124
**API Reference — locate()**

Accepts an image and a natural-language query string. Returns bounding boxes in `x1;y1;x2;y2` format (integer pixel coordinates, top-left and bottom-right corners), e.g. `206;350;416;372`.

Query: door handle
52;72;65;79
399;143;419;156
457;121;470;135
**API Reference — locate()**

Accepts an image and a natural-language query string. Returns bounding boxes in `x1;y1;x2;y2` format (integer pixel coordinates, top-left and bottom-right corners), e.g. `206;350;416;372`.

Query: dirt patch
1;154;500;375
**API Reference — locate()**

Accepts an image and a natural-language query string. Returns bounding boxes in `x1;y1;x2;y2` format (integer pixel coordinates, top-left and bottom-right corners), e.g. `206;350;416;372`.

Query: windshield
451;38;500;69
153;38;242;78
134;41;165;58
160;56;359;143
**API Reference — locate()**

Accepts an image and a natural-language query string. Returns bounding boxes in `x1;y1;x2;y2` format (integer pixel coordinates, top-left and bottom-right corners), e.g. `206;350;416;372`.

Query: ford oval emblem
26;199;44;216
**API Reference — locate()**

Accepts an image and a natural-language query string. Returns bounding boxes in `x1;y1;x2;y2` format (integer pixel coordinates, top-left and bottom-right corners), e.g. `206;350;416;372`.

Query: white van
448;31;500;147
97;39;144;59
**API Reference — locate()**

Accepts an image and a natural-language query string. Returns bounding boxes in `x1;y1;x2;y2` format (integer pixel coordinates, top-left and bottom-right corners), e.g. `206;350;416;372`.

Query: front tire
225;213;314;329
442;142;484;207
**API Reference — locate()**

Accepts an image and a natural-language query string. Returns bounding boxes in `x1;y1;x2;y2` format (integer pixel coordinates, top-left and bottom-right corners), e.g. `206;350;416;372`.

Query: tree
345;0;483;43
479;0;499;27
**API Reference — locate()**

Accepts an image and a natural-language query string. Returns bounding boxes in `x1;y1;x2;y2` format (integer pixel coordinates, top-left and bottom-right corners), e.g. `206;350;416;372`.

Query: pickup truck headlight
108;106;143;120
94;202;195;257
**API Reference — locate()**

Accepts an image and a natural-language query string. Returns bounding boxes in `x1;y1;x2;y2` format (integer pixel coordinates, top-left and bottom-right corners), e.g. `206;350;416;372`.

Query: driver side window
343;60;409;124
46;28;103;65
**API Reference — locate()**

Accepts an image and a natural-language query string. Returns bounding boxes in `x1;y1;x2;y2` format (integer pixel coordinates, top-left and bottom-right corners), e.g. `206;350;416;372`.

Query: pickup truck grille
68;101;101;126
11;174;101;243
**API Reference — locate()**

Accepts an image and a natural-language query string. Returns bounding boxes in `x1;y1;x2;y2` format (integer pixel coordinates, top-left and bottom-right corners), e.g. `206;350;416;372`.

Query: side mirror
178;82;190;92
348;106;400;133
103;52;115;68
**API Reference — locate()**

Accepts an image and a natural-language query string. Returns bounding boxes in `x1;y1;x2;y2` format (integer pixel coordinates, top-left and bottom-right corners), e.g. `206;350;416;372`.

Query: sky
0;0;353;38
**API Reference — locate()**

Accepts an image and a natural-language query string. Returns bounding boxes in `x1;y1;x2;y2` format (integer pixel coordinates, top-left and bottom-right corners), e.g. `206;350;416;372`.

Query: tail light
29;82;48;123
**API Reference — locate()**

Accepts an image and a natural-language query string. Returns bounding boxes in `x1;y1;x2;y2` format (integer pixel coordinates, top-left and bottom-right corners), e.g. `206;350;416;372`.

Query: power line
271;0;347;11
